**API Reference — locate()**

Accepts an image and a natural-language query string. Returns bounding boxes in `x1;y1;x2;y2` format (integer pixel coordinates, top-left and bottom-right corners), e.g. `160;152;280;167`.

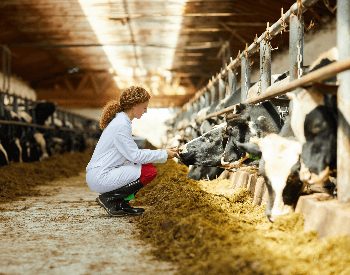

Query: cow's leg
0;142;9;166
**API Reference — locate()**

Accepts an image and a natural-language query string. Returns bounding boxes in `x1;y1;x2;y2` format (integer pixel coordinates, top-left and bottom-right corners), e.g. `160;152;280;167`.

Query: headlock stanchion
171;0;350;204
337;0;350;202
0;90;101;137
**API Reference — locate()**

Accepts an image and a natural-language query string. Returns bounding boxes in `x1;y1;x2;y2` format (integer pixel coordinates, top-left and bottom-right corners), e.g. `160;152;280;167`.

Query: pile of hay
0;149;93;203
134;160;350;275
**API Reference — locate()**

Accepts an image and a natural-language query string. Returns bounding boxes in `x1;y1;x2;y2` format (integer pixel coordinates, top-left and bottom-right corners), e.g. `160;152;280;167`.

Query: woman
86;86;178;217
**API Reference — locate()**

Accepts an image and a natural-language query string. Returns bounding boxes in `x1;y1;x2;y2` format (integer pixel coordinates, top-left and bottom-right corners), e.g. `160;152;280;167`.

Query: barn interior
0;0;337;146
2;1;350;274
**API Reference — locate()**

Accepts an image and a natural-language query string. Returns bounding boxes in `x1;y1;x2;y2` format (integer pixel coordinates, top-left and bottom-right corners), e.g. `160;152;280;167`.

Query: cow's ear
286;92;296;100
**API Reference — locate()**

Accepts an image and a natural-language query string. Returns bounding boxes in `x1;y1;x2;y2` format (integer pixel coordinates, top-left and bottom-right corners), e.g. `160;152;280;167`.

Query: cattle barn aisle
0;171;176;275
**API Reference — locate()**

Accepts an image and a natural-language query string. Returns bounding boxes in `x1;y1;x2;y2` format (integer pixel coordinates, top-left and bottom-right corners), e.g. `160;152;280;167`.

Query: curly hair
99;86;151;130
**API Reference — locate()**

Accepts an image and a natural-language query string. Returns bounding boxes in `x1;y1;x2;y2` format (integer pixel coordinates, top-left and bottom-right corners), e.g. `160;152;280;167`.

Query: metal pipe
260;39;271;94
0;92;4;117
7;49;11;93
228;68;237;94
241;53;251;102
337;0;350;202
289;12;304;81
174;0;320;120
228;0;319;70
204;89;210;107
218;78;226;101
13;96;18;113
2;46;6;93
203;57;350;119
211;82;218;103
24;99;28;113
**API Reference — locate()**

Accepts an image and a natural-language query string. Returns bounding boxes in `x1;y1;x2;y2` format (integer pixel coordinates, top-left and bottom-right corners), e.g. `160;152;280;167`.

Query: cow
0;108;24;163
177;101;282;168
237;116;305;222
235;48;339;222
286;47;338;187
188;165;225;181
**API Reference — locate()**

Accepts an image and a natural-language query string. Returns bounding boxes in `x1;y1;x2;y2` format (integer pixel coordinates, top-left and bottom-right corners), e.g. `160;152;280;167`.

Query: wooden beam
219;22;247;44
8;42;222;50
88;72;101;95
225;22;268;27
181;28;225;32
63;76;74;93
196;77;208;90
75;72;90;94
100;77;115;94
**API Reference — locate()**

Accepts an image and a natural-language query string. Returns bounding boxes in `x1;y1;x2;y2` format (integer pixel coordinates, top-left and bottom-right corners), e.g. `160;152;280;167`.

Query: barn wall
251;19;337;82
0;72;37;100
64;107;175;148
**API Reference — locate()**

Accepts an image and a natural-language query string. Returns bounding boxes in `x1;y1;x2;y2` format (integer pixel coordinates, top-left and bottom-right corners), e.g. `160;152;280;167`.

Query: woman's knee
140;163;157;185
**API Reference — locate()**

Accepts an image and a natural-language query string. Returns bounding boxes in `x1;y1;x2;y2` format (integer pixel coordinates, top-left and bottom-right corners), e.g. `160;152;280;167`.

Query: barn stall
0;0;350;274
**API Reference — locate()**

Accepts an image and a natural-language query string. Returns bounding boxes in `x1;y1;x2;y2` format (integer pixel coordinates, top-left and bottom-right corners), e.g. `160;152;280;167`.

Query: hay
134;160;350;275
0;149;93;203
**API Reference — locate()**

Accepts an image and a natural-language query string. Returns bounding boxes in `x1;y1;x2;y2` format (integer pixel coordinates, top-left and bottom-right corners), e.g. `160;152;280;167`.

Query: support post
260;39;272;94
0;92;4;117
218;78;226;101
241;53;251;102
204;89;210;107
12;95;18;113
228;68;237;95
24;99;29;113
211;82;218;103
337;0;350;202
289;12;304;81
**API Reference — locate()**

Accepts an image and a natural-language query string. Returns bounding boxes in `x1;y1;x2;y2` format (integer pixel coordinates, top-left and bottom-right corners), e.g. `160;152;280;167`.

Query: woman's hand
166;146;178;159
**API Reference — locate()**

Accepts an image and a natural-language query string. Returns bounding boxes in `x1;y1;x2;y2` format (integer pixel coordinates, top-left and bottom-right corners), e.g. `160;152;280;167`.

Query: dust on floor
0;172;176;275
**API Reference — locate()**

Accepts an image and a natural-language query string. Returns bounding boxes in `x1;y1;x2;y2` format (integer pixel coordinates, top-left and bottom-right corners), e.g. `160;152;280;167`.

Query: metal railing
0;90;101;137
171;0;350;202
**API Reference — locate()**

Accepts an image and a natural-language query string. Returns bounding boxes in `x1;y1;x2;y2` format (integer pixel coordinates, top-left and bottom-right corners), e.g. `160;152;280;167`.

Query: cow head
239;134;304;222
178;123;228;166
178;102;282;167
286;85;337;186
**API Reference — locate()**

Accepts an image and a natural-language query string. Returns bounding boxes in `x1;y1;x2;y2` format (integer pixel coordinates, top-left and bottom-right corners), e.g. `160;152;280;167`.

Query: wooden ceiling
0;0;336;108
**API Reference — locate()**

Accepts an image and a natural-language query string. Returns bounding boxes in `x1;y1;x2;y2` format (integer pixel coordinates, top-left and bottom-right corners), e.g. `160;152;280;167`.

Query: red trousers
139;163;157;186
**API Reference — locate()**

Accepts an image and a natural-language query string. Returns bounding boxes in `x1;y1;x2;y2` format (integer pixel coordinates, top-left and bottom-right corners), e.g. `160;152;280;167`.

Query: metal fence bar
337;0;350;202
228;68;237;94
289;12;304;81
12;95;18;113
218;78;226;101
228;0;318;70
0;93;4;117
203;58;350;119
241;53;251;102
172;0;320;124
204;89;210;107
260;39;271;94
211;81;218;103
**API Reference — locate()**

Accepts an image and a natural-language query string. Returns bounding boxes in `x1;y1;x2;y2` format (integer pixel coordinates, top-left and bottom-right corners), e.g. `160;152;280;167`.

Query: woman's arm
114;132;168;164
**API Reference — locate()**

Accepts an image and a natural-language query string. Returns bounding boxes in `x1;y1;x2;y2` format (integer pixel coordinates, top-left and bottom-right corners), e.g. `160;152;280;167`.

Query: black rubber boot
119;200;145;215
95;196;125;217
96;178;144;217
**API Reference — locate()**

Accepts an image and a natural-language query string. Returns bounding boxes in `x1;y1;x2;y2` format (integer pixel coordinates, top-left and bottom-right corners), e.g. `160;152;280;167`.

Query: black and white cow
286;47;338;186
236;47;339;222
188;165;225;181
237;116;304;222
178;101;282;168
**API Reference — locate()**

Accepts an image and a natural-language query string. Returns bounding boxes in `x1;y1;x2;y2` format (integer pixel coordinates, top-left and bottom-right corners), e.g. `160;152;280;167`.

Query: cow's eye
312;119;326;133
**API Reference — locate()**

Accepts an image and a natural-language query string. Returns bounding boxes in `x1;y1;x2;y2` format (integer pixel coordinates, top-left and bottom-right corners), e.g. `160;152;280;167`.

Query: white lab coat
86;112;167;194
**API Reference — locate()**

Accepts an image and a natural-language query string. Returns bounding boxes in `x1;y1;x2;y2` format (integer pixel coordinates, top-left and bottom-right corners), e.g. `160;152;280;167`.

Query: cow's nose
266;214;274;223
